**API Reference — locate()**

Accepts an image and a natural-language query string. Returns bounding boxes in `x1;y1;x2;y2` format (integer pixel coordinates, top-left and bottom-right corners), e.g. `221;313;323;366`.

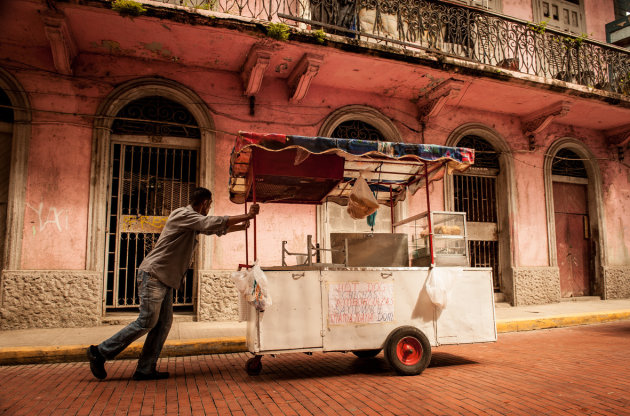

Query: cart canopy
229;132;474;206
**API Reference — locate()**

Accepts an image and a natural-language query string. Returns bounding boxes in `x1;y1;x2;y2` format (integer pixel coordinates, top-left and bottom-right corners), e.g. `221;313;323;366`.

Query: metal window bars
106;144;198;308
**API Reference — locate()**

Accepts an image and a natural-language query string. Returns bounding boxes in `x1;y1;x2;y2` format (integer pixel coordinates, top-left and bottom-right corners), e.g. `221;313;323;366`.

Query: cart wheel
246;356;262;376
352;349;382;358
385;327;431;376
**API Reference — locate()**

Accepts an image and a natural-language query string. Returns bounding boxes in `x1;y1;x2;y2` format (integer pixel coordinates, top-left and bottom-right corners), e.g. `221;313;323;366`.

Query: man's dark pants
97;270;173;374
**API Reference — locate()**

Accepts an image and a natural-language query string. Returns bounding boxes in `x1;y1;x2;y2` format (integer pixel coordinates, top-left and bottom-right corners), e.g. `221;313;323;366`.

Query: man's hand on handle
248;203;260;219
225;203;260;233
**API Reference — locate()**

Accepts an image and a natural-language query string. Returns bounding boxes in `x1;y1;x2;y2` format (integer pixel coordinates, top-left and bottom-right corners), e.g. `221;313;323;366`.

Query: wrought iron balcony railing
155;0;630;95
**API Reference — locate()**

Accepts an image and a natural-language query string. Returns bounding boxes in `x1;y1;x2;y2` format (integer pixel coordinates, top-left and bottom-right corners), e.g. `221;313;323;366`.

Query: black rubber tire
385;326;431;376
352;349;382;358
246;357;262;376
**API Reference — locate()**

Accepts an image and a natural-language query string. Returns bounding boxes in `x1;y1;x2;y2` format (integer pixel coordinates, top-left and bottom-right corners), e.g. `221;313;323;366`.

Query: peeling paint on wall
90;40;133;55
140;42;179;61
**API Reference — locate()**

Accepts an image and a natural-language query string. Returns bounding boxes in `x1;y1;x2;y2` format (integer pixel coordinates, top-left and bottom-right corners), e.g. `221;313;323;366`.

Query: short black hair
190;187;212;207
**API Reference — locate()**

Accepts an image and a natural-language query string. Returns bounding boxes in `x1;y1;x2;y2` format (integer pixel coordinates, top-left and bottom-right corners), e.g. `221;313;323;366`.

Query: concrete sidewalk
1;298;629;365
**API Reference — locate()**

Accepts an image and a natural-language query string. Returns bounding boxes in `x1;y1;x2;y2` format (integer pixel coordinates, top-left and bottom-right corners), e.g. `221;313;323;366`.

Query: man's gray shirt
139;205;229;289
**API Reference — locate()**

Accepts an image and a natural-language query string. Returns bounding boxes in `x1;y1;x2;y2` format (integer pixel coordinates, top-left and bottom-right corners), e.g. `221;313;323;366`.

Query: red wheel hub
396;336;422;365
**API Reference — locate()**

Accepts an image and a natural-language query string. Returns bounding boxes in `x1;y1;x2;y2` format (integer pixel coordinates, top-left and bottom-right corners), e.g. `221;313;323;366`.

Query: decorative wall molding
605;124;630;162
416;79;464;123
241;45;273;97
287;53;323;103
521;101;571;149
41;13;77;76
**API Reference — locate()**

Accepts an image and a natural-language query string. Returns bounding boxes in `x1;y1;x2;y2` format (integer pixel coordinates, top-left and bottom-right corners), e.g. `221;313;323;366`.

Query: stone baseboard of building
513;267;561;306
604;266;630;299
198;270;240;322
0;270;101;330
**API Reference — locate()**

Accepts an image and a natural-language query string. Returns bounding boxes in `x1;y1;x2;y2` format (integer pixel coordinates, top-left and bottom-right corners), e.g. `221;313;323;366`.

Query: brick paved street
1;321;629;416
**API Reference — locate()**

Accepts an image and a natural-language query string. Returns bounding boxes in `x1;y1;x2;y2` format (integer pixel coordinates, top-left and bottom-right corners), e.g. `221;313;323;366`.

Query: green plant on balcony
312;29;327;44
266;23;291;41
111;0;147;18
528;20;548;35
184;0;217;11
561;32;589;49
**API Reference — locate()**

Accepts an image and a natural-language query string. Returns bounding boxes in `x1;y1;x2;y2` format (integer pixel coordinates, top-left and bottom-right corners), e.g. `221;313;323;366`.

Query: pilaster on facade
287;53;323;104
521;101;571;149
41;12;76;76
240;45;273;97
416;79;464;124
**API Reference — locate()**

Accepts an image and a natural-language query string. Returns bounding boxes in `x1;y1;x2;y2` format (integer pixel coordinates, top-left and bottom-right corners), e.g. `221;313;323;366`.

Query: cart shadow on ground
240;351;479;381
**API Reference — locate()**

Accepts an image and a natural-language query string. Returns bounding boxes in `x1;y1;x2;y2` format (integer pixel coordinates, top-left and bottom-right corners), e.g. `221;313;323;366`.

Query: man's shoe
87;345;107;380
132;370;170;381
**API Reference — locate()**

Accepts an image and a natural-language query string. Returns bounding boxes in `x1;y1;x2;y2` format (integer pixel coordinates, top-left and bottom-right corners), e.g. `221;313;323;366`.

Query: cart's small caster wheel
385;326;431;376
246;356;262;376
352;349;382;358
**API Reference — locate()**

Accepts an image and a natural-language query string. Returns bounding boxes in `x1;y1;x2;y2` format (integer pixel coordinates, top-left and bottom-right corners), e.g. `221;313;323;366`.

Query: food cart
229;132;497;376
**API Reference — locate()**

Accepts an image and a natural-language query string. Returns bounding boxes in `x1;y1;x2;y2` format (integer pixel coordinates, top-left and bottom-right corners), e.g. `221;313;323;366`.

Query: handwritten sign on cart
328;281;394;325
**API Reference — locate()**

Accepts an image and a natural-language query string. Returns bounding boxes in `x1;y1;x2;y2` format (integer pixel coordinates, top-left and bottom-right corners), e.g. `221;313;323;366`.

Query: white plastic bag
425;267;461;310
347;174;379;219
230;262;272;312
230;270;250;294
250;262;272;311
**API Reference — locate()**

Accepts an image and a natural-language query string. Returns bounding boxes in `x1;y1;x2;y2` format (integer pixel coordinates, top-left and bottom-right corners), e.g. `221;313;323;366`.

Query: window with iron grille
332;120;386;141
552;148;587;178
106;96;200;309
454;135;501;289
112;95;201;139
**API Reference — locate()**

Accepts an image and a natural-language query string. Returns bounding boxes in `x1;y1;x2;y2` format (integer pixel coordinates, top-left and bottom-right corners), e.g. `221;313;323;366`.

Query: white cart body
247;266;496;354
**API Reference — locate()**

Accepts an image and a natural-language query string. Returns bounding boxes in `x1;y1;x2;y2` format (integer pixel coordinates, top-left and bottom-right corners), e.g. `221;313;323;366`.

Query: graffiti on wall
27;202;69;235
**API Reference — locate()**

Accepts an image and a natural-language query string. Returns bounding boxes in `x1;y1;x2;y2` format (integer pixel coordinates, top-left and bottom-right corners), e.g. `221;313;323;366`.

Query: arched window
113;96;200;139
0;88;13;123
331;120;385;141
457;135;500;170
551;148;587;178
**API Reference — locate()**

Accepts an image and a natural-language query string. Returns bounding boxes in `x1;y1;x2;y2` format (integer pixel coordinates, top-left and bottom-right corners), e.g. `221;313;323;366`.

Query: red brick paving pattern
1;321;629;415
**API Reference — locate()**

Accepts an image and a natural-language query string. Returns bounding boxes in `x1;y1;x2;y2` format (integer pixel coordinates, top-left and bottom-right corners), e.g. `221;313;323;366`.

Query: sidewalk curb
496;309;630;333
1;311;629;366
0;337;247;366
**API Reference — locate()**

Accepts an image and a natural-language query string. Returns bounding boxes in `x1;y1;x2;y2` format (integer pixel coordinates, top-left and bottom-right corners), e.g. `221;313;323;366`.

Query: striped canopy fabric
229;132;474;205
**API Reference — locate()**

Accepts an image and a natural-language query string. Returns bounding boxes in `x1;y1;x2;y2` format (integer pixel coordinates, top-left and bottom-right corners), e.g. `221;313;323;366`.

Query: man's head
190;187;212;215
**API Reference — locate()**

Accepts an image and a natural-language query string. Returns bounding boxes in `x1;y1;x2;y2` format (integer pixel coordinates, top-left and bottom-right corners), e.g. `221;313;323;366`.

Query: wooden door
553;182;590;297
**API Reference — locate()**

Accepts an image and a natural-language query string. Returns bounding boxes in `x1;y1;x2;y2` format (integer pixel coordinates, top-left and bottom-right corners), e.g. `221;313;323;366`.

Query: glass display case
394;211;469;267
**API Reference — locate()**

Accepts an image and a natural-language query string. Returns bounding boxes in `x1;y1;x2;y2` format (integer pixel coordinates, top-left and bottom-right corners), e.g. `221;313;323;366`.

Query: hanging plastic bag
425;267;461;310
250;262;272;311
230;262;272;312
347;173;379;219
230;269;251;295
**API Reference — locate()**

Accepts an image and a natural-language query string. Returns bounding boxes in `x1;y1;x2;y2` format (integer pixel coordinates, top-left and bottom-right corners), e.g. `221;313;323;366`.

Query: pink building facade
0;0;629;329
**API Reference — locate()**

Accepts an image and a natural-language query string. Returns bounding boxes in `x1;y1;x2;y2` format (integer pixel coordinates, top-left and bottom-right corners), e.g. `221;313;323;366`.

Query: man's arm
225;203;259;228
226;221;249;234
